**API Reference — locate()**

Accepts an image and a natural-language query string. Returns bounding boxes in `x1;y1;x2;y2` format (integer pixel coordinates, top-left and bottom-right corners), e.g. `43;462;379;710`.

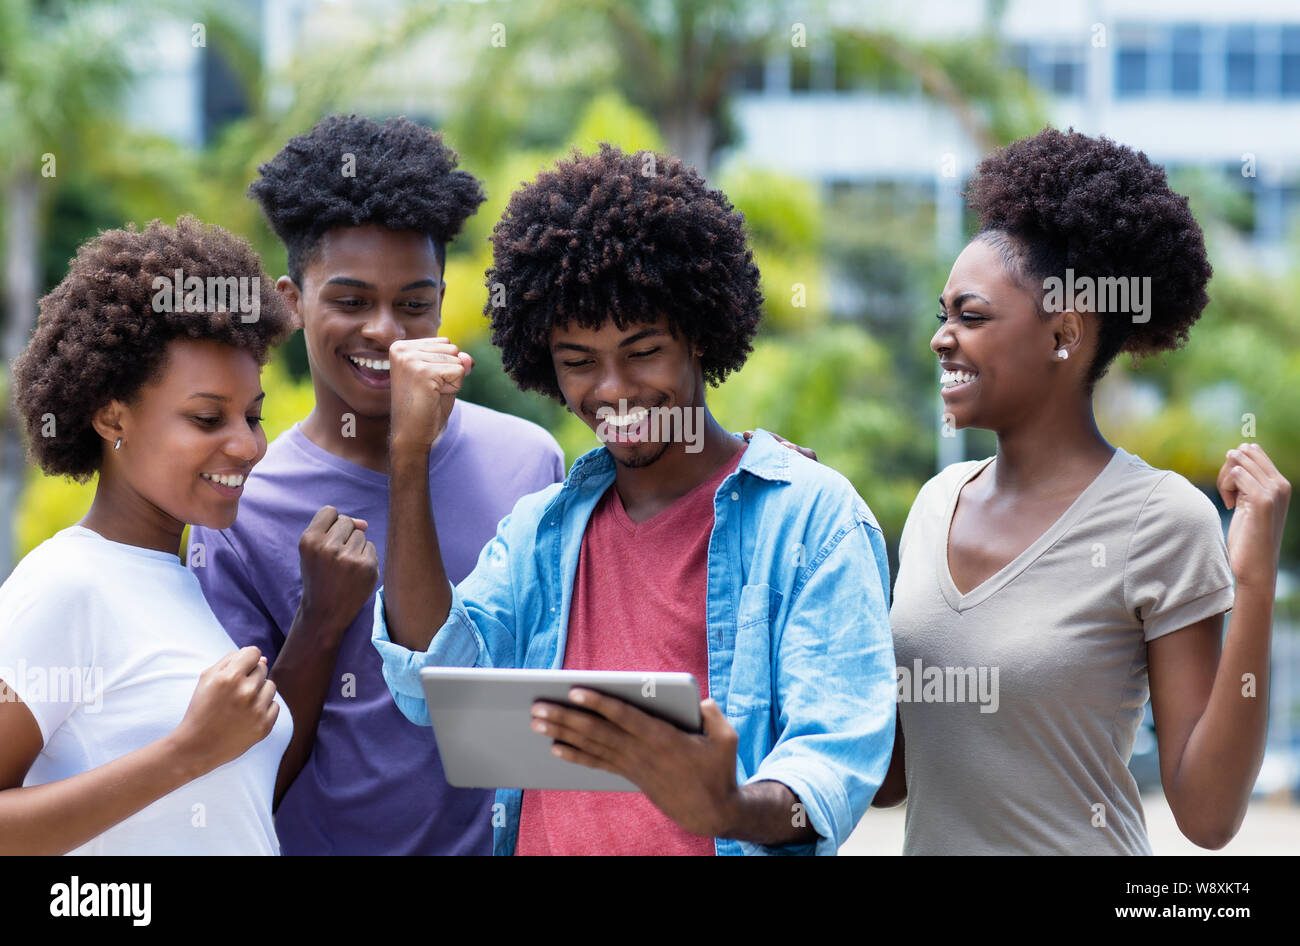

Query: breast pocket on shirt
726;583;780;717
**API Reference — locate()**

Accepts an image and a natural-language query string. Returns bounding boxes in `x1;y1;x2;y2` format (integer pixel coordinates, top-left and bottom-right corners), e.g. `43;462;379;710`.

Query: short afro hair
963;126;1212;386
12;216;293;481
249;114;486;284
485;143;763;401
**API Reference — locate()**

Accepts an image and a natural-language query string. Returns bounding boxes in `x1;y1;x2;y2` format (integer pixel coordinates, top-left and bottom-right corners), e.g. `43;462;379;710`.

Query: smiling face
104;337;268;530
550;314;704;470
285;224;444;420
932;236;1089;431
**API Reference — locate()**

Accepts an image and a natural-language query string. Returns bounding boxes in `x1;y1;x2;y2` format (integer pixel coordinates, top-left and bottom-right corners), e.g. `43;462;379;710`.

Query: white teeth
202;473;245;488
606;408;649;428
348;355;391;371
940;370;978;387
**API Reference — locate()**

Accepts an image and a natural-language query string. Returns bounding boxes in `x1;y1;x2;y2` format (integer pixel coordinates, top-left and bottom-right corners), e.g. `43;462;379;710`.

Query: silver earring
114;438;122;450
1057;349;1069;360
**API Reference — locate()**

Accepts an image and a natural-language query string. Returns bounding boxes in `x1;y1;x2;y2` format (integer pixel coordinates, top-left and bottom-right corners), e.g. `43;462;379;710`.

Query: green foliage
8;0;1299;599
569;90;666;155
710;325;923;544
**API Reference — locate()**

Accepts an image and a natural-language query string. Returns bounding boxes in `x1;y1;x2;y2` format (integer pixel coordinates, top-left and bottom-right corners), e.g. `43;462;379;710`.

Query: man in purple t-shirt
188;115;565;854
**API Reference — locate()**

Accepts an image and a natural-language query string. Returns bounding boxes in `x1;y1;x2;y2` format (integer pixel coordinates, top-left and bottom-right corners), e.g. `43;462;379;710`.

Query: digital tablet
419;667;703;791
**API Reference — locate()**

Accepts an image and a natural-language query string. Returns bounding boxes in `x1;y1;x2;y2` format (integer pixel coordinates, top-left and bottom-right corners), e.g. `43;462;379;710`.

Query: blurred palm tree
0;0;138;577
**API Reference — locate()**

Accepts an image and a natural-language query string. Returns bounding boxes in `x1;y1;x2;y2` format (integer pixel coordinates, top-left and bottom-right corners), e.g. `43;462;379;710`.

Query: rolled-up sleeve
748;508;896;856
371;507;532;725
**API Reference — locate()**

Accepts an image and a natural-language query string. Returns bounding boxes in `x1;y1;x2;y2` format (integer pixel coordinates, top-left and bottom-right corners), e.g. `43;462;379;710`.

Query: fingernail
570;689;585;704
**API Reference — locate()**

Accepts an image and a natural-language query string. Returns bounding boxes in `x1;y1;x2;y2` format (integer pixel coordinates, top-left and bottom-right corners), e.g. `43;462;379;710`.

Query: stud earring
1057;349;1069;360
115;438;122;450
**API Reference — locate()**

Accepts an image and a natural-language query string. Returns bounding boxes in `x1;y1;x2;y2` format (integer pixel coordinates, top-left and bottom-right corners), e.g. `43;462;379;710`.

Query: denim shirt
372;428;896;855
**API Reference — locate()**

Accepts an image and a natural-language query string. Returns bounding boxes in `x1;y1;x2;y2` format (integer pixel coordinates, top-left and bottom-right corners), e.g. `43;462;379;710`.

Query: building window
1007;43;1084;97
1170;25;1202;94
1052;59;1083;95
1282;26;1300;97
1116;45;1149;96
1225;26;1257;97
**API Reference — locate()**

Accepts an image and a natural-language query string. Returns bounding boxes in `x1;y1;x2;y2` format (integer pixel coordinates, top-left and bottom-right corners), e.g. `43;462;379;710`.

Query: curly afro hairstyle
485;143;764;402
963;126;1212;386
12;216;293;481
248;114;486;285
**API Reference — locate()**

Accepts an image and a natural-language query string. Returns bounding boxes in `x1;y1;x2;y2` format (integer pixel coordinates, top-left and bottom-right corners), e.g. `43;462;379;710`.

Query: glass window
1052;60;1082;95
1282;26;1300;97
1170;25;1202;94
1117;46;1149;96
1225;26;1257;97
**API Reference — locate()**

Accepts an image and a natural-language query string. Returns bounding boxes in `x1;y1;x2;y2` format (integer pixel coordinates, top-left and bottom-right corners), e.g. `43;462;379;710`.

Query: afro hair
963;126;1213;385
12;215;293;481
485;143;764;402
248;113;486;285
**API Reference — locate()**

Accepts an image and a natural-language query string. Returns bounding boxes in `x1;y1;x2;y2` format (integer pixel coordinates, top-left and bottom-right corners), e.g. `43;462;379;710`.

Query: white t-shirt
890;448;1234;855
0;526;293;854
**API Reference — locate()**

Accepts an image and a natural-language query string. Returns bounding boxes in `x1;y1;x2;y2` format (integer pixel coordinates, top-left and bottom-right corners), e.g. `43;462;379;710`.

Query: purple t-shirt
188;399;566;854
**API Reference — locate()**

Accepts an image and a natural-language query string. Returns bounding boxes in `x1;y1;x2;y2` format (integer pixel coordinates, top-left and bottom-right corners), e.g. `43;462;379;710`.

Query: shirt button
730;491;739;501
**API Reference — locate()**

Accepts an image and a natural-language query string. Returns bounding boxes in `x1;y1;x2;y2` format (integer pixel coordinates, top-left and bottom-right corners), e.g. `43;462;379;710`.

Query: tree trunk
661;107;715;178
1;168;40;580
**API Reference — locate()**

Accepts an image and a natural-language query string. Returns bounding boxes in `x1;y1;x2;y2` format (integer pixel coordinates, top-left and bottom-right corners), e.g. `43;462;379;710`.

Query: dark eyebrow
187;392;266;403
553;327;668;353
938;291;991;310
323;277;437;292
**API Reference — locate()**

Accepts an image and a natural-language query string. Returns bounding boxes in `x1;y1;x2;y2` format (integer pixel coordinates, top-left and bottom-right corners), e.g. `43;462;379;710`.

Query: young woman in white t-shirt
876;129;1291;854
0;217;373;854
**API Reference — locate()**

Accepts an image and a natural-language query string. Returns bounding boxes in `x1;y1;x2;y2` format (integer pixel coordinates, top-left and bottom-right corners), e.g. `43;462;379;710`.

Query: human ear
275;275;304;331
90;400;128;449
433;280;446;334
1054;310;1085;361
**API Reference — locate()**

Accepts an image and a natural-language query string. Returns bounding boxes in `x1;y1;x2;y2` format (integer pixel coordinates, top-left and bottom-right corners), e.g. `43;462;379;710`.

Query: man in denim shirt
373;145;896;855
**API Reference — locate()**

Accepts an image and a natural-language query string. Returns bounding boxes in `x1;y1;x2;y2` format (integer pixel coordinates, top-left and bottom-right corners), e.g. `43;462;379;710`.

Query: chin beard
611;440;672;470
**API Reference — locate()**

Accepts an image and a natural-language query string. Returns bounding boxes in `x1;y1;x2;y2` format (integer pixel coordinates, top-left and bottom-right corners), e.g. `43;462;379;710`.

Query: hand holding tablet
419;668;703;791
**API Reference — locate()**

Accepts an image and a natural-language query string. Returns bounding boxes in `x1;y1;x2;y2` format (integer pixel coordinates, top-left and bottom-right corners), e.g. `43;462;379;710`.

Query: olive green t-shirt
890;447;1234;855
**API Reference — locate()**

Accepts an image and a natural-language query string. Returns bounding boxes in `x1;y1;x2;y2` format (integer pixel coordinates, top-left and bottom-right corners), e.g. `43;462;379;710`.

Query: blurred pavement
843;793;1299;855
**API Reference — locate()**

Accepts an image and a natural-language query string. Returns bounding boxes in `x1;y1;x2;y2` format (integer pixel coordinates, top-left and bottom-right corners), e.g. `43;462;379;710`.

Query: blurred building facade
726;0;1300;271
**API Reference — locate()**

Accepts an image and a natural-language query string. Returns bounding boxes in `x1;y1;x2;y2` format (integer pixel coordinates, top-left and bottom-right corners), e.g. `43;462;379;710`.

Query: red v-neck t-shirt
515;449;743;855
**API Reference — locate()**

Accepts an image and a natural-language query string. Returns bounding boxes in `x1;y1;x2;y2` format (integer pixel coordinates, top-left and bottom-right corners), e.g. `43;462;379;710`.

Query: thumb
699;698;727;735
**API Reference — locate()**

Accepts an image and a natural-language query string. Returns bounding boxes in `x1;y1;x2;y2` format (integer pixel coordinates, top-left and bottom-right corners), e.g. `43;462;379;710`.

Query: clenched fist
297;505;380;635
173;646;282;773
1217;442;1291;592
389;337;474;456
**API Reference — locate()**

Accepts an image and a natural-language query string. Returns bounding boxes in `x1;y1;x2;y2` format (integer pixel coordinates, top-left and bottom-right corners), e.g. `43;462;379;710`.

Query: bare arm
382;338;471;652
1148;443;1289;849
0;647;278;854
267;507;379;808
1148;611;1263;849
723;779;820;846
384;445;452;652
872;710;906;807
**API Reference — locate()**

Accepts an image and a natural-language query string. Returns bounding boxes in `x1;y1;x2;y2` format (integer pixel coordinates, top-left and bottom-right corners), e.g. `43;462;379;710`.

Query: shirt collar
562;427;794;491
